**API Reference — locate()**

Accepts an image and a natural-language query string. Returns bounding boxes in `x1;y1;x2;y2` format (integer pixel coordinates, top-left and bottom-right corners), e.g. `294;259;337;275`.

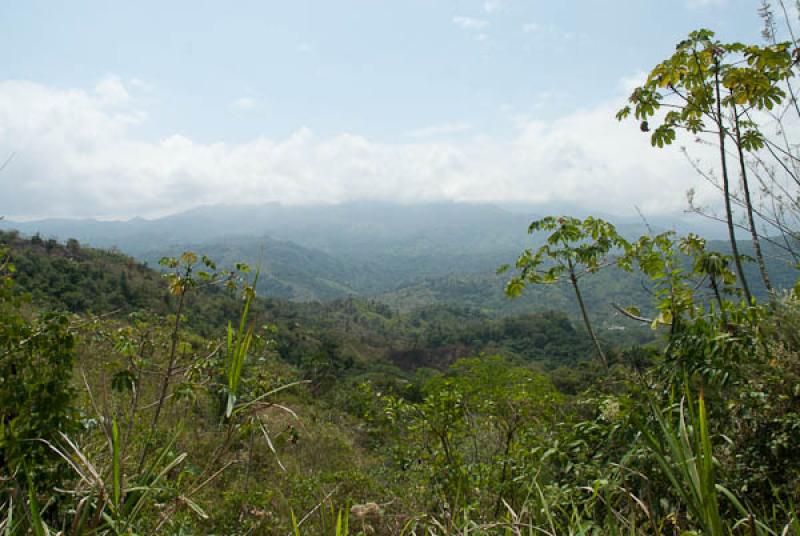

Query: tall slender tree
501;216;628;369
618;29;795;301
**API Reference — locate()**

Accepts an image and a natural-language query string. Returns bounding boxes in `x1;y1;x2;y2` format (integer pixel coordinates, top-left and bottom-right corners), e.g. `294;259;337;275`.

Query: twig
285;485;340;536
612;302;656;324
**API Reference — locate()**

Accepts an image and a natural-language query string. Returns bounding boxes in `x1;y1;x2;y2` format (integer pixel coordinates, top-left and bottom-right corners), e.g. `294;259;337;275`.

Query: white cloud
0;77;722;220
406;121;472;139
229;96;258;111
452;16;489;30
94;74;131;106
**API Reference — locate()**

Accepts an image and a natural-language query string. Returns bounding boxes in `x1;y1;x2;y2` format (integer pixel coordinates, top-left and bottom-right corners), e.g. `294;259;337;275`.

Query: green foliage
643;391;725;536
501;216;628;297
502;216;630;368
619;231;743;329
368;355;562;519
0;267;78;492
617;29;793;148
224;270;259;419
2;220;800;535
618;27;800;302
1;230;163;315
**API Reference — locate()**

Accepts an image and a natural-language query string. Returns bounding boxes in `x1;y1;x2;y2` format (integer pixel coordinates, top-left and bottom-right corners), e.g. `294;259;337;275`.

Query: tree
618;29;796;301
0;244;78;492
374;355;560;515
501;216;628;369
757;1;800;263
137;252;244;469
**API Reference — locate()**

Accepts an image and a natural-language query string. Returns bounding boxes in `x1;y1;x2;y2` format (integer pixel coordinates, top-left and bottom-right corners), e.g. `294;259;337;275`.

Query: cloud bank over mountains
0;76;716;220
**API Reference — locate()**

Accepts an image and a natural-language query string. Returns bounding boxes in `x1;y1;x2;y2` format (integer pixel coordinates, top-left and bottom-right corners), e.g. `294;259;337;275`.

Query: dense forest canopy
3;4;800;536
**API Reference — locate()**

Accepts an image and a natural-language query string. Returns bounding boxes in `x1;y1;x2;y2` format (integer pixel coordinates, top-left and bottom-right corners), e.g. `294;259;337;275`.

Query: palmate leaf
651;125;676;148
179;251;198;265
505;215;627;293
505;277;525;298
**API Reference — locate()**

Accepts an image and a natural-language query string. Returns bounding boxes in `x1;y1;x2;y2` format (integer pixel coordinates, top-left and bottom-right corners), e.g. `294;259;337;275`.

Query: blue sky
0;0;778;219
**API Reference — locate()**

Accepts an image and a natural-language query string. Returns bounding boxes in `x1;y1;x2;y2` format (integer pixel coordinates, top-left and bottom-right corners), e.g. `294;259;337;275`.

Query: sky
0;0;778;220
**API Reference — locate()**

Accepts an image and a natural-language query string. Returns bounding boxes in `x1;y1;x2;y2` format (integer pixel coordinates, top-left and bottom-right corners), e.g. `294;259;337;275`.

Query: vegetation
3;7;800;535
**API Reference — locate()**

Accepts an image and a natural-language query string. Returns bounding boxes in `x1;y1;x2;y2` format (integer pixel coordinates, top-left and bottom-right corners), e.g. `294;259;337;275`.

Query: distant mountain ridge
4;201;777;310
0;201;727;253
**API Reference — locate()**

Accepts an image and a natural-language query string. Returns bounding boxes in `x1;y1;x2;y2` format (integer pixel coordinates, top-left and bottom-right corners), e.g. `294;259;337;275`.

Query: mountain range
2;202;790;315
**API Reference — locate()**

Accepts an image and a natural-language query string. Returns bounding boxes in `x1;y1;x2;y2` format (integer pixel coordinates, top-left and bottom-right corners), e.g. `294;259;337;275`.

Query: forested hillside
1;230;630;374
6;202;795;313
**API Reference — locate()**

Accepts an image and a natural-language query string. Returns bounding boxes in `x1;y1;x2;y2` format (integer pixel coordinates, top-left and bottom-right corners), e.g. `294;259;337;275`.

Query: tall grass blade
643;390;732;536
2;494;12;536
112;416;121;512
290;510;301;536
225;270;259;418
258;417;287;472
26;474;47;536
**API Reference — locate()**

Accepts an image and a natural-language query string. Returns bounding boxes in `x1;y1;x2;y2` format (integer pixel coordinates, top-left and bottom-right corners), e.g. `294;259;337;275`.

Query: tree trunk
568;259;607;369
710;273;729;325
137;281;188;472
713;64;754;304
732;102;773;296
